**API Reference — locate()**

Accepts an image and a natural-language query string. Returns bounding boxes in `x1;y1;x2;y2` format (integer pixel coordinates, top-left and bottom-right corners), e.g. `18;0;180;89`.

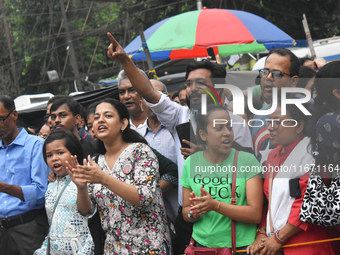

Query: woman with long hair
67;98;171;255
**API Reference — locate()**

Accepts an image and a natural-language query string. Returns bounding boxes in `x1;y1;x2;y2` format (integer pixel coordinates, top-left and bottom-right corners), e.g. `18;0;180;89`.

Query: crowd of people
0;32;339;255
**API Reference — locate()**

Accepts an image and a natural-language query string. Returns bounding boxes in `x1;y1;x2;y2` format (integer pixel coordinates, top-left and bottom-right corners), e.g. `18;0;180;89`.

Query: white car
252;36;340;71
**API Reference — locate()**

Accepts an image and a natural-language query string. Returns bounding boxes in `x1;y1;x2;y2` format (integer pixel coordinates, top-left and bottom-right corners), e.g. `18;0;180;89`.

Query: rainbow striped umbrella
125;8;295;61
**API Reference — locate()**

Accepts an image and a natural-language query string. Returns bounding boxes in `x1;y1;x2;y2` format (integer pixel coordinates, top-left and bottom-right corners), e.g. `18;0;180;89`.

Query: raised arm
66;157;92;216
107;33;161;104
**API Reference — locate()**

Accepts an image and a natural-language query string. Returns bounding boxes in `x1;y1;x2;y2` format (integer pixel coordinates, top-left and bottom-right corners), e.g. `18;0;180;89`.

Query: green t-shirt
180;149;262;248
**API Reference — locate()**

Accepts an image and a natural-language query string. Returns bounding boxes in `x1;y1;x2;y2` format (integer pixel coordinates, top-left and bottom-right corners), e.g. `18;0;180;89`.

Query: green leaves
1;0;340;97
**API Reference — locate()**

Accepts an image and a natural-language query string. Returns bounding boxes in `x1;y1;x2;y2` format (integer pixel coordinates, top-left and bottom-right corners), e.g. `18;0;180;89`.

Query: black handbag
299;167;340;226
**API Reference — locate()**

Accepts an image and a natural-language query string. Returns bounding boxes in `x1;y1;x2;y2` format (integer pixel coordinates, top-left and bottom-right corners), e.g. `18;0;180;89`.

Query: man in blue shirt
0;95;49;254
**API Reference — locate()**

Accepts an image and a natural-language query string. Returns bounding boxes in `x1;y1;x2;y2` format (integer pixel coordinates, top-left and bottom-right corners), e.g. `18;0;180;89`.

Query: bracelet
274;230;287;245
255;231;267;238
255;227;267;238
216;201;221;212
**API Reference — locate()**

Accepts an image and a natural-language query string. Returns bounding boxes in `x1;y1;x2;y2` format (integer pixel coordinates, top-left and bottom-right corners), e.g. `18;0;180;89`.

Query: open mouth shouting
53;163;62;173
222;139;231;146
97;125;108;133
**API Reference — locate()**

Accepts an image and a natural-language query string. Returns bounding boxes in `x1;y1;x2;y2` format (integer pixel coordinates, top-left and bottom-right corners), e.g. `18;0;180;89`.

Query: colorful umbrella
125;8;295;61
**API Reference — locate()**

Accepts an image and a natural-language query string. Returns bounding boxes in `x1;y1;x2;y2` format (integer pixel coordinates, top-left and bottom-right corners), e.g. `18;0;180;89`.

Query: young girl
34;130;94;255
247;101;334;255
181;105;263;253
68;98;171;255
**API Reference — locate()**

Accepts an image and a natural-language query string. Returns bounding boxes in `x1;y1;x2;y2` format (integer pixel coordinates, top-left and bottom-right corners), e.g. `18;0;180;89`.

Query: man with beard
45;95;68;132
49;97;95;158
106;33;253;254
251;48;300;165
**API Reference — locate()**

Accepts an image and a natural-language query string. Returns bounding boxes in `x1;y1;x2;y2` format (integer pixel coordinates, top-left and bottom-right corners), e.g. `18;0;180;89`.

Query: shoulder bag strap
51;178;71;219
231;150;239;253
46;178;71;255
268;170;275;235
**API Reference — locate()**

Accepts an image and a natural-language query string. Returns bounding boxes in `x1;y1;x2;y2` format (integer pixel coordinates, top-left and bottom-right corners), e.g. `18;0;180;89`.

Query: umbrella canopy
125;8;295;61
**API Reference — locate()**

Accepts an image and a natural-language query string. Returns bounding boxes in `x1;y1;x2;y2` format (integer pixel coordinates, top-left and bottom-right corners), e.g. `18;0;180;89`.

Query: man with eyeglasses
251;48;300;165
0;95;49;254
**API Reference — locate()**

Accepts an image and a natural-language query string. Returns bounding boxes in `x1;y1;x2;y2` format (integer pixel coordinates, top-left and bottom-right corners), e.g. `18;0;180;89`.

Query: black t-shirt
80;138;95;159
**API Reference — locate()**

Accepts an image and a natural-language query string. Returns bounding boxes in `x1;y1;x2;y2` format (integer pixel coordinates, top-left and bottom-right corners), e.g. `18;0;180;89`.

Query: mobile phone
289;178;301;198
176;122;197;148
207;47;216;61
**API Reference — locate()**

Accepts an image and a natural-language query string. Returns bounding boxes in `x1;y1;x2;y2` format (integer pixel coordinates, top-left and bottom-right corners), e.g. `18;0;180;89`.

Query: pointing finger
107;32;118;47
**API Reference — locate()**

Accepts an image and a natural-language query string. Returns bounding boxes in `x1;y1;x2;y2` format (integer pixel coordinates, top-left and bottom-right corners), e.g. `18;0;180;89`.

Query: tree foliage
0;0;339;97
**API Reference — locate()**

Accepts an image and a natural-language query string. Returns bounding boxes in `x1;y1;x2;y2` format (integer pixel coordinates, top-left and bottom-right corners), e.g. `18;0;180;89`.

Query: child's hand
69;155;79;169
65;157;87;188
47;170;56;183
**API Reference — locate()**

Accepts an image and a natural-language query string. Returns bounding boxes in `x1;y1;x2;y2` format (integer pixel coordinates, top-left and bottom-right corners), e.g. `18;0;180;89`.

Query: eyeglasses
0;110;13;124
259;69;292;79
265;119;296;129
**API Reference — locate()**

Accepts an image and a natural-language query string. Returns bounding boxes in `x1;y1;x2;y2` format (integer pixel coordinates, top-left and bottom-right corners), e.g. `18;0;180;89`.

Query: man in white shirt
140;79;177;164
140;79;179;225
117;69;148;133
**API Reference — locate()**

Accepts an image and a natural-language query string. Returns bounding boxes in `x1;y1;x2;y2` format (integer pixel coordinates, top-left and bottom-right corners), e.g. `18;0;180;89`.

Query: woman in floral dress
68;98;171;255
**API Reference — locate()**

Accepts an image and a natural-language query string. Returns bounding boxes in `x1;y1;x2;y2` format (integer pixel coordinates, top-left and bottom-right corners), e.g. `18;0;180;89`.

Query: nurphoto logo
198;83;311;128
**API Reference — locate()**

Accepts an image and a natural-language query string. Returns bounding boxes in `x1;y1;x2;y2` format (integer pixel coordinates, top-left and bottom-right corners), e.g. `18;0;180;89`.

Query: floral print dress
88;143;171;255
34;175;95;255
